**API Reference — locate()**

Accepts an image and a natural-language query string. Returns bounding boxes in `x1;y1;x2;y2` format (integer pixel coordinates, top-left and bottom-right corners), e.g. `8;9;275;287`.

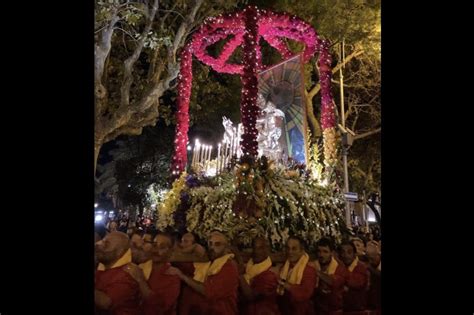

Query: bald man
173;232;208;315
166;231;239;315
130;232;147;265
95;231;141;315
366;241;381;315
173;232;207;272
239;237;280;315
179;233;205;253
126;232;181;315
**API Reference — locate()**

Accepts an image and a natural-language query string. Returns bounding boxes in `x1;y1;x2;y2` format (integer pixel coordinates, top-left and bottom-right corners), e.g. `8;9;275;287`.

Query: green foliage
158;161;346;251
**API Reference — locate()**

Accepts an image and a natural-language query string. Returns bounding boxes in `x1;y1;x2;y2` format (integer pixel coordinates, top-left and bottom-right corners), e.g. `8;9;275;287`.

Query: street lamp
339;126;355;229
337;38;357;229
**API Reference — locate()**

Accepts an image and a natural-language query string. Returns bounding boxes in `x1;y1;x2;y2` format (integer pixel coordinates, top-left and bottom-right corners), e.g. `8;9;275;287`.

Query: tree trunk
305;49;364;139
95;140;103;176
305;92;322;138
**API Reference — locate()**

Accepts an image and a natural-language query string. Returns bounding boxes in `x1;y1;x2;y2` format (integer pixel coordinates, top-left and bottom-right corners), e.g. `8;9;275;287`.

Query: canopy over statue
257;54;309;165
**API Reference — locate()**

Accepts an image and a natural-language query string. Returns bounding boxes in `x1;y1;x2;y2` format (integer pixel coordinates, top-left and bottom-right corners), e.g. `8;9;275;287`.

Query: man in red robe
174;232;208;315
95;231;141;315
366;241;381;315
125;232;181;315
166;231;239;315
130;231;146;265
339;240;368;315
313;237;347;315
239;237;280;315
277;236;317;315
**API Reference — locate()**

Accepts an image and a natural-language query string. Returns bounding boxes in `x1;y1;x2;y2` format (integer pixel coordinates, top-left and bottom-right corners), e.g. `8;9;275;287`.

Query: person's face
95;233;126;265
252;238;269;264
317;245;332;265
208;234;227;260
353;240;365;256
130;234;149;264
109;221;118;231
142;234;154;254
286;239;304;264
367;252;381;268
131;234;143;248
151;235;173;262
340;244;356;267
181;233;195;250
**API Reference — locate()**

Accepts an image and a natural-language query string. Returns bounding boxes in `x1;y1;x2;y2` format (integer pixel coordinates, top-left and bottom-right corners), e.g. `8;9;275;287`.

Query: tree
258;0;381;193
94;0;242;172
112;121;175;209
342;55;381;195
95;162;119;201
97;0;381;201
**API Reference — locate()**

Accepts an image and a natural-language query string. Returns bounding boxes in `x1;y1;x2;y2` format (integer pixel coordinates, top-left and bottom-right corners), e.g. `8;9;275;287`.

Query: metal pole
339;38;351;229
362;190;368;232
340;39;346;129
342;147;351;228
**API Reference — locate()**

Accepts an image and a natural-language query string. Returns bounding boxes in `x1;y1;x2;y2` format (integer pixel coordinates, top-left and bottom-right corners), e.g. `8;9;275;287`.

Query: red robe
174;262;196;278
203;260;240;315
241;269;281;315
313;264;347;315
174;262;207;315
278;265;317;315
366;266;380;313
343;261;368;314
95;266;141;315
143;263;181;315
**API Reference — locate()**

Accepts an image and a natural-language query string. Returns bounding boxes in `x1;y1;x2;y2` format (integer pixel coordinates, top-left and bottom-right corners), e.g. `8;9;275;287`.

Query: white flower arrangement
156;160;346;250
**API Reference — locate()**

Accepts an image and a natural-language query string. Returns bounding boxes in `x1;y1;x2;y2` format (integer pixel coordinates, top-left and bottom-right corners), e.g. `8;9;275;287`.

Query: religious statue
256;95;286;162
222;116;234;144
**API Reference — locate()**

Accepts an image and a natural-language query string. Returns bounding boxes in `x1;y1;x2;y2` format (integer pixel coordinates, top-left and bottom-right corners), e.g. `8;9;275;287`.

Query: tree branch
307;49;364;100
168;0;203;62
95;8;120;99
148;48;162;80
330;79;358;87
351;109;358;131
115;26;140;42
170;0;203;61
304;90;322;138
160;6;184;22
121;0;159;107
103;105;159;144
354;127;381;140
97;0;204;154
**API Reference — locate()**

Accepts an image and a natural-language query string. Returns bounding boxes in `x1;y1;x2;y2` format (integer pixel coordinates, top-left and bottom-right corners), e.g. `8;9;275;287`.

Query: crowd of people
95;215;157;238
95;226;381;315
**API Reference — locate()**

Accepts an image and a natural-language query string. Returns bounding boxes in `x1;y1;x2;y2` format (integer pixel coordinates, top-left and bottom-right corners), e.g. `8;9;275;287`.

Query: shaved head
210;231;228;244
208;231;229;260
252;237;270;263
151;233;174;263
181;232;196;248
106;231;130;250
95;231;130;266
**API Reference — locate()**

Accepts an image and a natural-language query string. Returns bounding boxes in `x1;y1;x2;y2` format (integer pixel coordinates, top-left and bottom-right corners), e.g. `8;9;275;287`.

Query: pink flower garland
170;43;193;175
240;6;260;156
171;6;336;174
318;39;336;130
